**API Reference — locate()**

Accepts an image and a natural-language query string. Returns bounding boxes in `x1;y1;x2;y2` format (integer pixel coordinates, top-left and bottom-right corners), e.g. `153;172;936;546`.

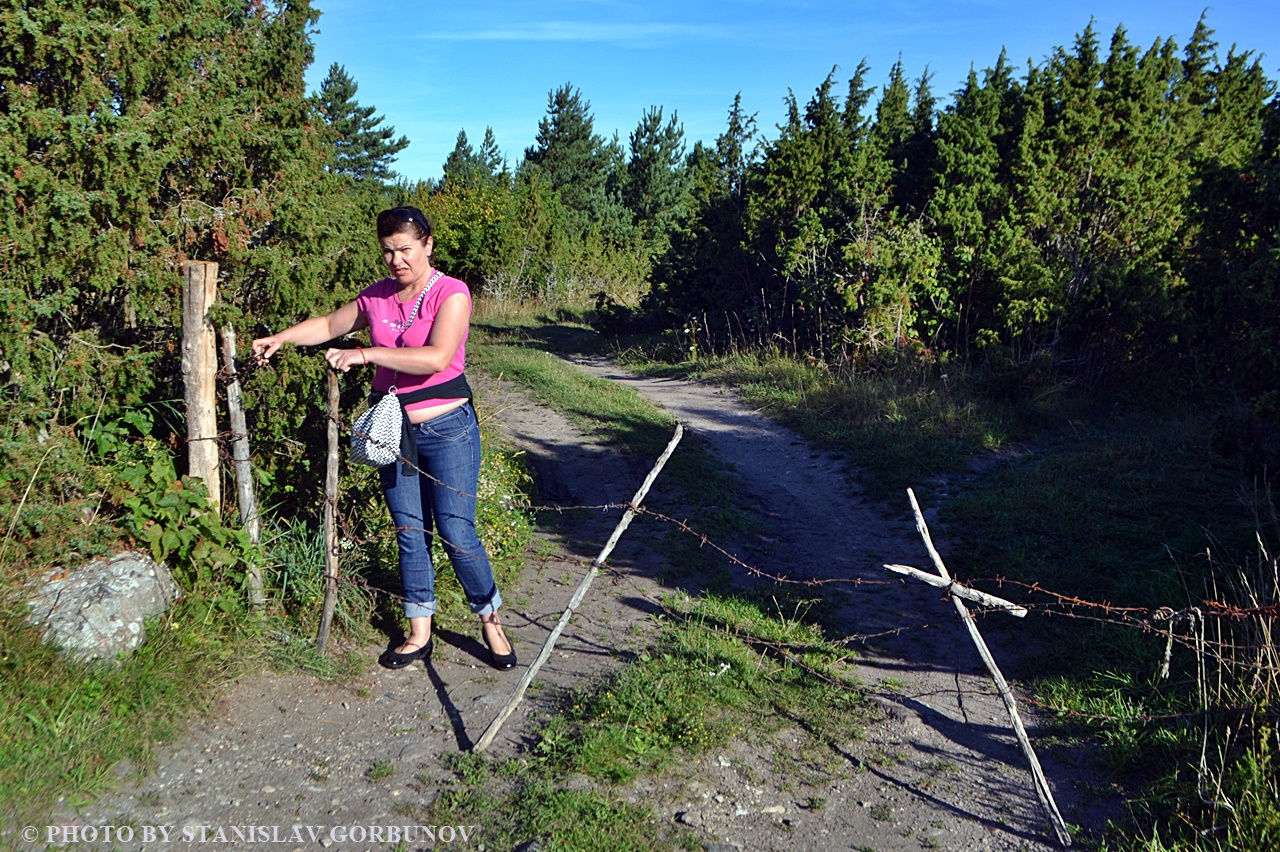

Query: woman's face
380;229;434;289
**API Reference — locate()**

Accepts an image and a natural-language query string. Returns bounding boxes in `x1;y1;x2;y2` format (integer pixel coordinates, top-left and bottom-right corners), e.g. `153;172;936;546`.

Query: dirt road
50;357;1112;851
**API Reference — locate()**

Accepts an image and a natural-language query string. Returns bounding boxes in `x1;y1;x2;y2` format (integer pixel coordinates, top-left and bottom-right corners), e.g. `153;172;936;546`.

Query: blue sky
305;1;1280;184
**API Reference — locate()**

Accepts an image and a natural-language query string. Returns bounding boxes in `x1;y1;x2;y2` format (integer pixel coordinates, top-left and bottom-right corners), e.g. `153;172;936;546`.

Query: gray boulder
26;550;182;665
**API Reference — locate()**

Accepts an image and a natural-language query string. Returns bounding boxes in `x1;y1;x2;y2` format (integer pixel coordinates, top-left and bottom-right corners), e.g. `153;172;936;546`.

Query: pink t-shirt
356;274;471;412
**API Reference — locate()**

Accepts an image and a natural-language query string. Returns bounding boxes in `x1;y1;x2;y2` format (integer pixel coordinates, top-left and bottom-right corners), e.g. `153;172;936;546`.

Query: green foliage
633;12;1279;422
623;106;689;261
0;0;391;513
542;593;866;784
4;6;1280;843
111;445;259;617
642;96;757;338
441;127;506;191
0;599;250;833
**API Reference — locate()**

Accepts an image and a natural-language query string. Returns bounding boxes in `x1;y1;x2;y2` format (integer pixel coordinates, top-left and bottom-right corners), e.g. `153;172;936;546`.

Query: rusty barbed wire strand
300;430;1280;664
229;360;1277;730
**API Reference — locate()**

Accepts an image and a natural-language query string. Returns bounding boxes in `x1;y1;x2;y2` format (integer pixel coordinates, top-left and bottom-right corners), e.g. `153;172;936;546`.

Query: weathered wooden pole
473;423;685;752
181;261;221;512
219;326;264;608
903;488;1072;847
316;369;341;653
884;563;1028;617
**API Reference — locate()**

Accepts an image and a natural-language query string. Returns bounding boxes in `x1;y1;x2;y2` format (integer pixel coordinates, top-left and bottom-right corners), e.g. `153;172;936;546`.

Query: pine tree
624;106;688;259
315;63;409;182
478;127;506;177
523;84;615;231
646;94;758;333
442;127;507;190
442;130;482;189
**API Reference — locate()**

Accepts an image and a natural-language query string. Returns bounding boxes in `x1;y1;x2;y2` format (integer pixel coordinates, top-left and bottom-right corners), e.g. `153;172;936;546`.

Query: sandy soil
46;356;1118;851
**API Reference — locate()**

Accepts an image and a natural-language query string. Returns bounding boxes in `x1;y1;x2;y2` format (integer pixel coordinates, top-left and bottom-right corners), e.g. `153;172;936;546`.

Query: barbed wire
221;361;1277;729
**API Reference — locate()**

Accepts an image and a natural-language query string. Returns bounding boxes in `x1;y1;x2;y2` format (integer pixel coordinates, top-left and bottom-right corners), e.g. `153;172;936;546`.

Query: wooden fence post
219;326;264;608
181;261;220;512
473;423;685;752
894;488;1073;847
316;369;341;653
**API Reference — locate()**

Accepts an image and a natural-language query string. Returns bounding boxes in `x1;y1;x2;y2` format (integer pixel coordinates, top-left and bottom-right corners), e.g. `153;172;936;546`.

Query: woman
252;206;515;671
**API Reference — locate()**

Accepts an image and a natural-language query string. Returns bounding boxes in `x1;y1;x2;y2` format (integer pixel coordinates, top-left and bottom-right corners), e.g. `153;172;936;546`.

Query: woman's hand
325;347;367;373
251;334;285;361
248;302;367;363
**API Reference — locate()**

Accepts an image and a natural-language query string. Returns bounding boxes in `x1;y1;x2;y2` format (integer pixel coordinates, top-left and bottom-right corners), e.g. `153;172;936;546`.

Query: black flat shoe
379;637;432;670
481;624;516;670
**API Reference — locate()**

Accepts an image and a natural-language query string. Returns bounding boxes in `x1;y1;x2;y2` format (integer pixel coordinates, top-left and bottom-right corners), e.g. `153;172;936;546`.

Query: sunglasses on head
377;206;432;236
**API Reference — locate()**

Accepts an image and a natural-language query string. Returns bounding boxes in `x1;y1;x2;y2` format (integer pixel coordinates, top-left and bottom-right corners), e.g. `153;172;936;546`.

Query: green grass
550;593;868;784
409;593;870;851
0;599;257;836
615;348;1019;502
366;759;396;782
473;342;680;459
471;335;753;585
423;310;881;850
946;409;1248;604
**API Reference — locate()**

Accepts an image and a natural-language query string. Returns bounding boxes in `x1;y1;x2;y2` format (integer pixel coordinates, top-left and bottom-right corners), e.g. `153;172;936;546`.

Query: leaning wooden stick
316;369;341;654
884;564;1027;617
905;488;1073;847
219;327;264;608
473;423;685;753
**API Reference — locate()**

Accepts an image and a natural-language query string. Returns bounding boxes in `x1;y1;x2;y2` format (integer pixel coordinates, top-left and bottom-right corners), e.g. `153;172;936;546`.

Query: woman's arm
324;292;470;374
252;300;367;359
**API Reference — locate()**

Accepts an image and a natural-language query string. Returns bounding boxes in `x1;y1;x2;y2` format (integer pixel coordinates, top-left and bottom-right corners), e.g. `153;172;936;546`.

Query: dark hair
376;206;432;241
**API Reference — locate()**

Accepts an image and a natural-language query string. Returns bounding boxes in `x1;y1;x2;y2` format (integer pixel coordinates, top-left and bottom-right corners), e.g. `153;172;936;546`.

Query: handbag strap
400;269;444;330
388;269;445;393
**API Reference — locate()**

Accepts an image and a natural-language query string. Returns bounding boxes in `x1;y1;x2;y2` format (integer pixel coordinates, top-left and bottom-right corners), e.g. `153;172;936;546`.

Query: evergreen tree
478;127;506;177
624;106;688;259
1004;22;1107;352
931;55;1020;351
747;65;943;357
0;0;375;506
596;129;636;244
523;83;618;232
843;59;876;144
900;68;938;210
442;127;507;190
711;92;760;208
646;95;758;334
442;129;483;189
315;63;409;182
750;68;851;250
864;58;914;199
1181;33;1276;413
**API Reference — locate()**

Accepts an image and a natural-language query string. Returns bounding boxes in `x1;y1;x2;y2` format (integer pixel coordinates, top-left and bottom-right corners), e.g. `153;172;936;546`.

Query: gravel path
47;358;1115;851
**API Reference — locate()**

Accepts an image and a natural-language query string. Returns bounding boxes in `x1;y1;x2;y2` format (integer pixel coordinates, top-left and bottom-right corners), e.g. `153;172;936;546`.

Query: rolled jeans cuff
403;599;437;619
471;588;503;617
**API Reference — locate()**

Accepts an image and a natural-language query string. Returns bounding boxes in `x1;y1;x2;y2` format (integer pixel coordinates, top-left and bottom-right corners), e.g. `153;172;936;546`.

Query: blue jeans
379;402;502;619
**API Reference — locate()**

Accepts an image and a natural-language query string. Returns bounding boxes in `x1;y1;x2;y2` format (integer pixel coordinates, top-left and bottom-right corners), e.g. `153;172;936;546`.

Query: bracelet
356;346;367;365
